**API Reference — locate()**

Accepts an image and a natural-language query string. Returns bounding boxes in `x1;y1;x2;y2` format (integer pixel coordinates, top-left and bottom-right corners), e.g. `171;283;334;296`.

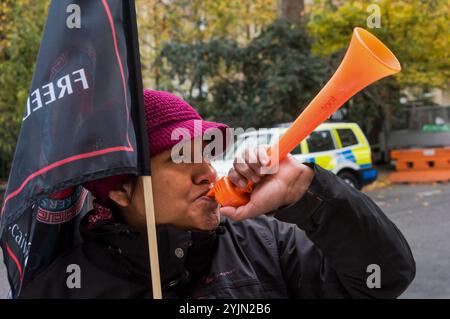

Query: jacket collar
79;208;221;290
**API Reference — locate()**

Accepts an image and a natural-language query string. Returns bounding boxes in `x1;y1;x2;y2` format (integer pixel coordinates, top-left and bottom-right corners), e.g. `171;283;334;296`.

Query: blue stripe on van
361;168;378;182
342;149;356;162
336;149;356;164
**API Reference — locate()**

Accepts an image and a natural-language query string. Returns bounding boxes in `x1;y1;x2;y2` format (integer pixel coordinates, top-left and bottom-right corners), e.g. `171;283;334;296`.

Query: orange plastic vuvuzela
207;27;401;207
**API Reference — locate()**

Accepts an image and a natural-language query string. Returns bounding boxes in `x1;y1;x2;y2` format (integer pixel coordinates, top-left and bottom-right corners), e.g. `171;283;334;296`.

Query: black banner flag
0;0;149;297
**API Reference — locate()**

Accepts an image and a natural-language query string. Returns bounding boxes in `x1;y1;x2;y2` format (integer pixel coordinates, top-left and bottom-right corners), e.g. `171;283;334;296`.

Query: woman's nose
193;162;217;185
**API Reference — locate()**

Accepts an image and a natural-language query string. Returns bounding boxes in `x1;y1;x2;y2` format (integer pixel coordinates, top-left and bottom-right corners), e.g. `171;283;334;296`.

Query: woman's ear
108;183;133;207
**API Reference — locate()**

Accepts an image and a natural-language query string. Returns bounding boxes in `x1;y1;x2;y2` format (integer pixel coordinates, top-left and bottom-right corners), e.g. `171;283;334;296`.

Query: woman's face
131;140;220;231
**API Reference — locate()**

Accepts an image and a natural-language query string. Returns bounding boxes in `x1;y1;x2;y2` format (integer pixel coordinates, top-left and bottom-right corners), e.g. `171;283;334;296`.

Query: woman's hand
219;146;314;221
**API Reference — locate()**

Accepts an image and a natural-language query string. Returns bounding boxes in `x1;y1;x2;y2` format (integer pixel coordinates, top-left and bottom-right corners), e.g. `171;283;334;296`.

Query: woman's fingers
244;146;270;176
230;146;271;187
228;167;248;188
257;145;270;169
244;149;263;183
233;149;260;183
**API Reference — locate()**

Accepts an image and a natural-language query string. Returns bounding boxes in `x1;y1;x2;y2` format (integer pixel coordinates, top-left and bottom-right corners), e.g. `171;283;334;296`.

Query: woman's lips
196;188;215;201
199;195;217;203
197;193;219;210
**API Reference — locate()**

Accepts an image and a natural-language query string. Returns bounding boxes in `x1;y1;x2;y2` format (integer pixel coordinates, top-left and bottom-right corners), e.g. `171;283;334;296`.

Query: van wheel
338;171;361;190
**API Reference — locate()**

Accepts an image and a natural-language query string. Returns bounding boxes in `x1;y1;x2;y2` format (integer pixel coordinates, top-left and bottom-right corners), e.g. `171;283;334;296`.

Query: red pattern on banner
5;242;23;284
36;189;88;224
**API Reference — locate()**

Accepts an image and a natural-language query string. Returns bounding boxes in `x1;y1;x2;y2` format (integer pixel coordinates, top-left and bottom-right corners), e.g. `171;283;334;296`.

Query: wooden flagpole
125;0;162;298
143;176;162;298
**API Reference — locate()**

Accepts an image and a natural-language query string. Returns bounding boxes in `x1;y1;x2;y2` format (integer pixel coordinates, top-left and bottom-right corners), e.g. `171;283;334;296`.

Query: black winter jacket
20;164;415;298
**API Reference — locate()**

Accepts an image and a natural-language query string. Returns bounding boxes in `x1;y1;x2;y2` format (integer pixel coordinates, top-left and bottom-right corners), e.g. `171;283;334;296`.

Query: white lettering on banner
22;68;90;122
56;75;74;98
42;83;57;105
31;89;43;112
72;68;89;89
9;224;32;259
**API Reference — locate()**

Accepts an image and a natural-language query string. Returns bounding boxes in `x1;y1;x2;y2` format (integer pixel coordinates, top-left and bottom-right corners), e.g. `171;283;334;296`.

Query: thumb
219;202;256;221
219;206;236;218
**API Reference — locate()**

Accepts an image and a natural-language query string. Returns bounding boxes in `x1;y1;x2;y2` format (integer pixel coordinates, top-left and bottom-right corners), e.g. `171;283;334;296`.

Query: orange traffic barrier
389;148;450;183
207;27;402;207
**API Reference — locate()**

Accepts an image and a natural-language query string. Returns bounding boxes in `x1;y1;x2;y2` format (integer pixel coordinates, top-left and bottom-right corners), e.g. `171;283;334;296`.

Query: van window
337;128;358;147
290;145;302;155
306;130;335;153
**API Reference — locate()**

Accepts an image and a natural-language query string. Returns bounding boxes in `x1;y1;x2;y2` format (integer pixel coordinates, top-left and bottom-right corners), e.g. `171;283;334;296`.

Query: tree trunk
277;0;304;27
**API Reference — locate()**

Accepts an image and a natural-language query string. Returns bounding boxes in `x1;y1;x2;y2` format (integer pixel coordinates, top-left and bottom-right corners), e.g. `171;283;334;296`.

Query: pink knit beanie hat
83;89;228;204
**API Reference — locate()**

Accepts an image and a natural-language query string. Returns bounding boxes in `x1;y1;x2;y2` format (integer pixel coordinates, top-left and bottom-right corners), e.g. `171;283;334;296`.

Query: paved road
366;182;450;298
1;182;449;298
